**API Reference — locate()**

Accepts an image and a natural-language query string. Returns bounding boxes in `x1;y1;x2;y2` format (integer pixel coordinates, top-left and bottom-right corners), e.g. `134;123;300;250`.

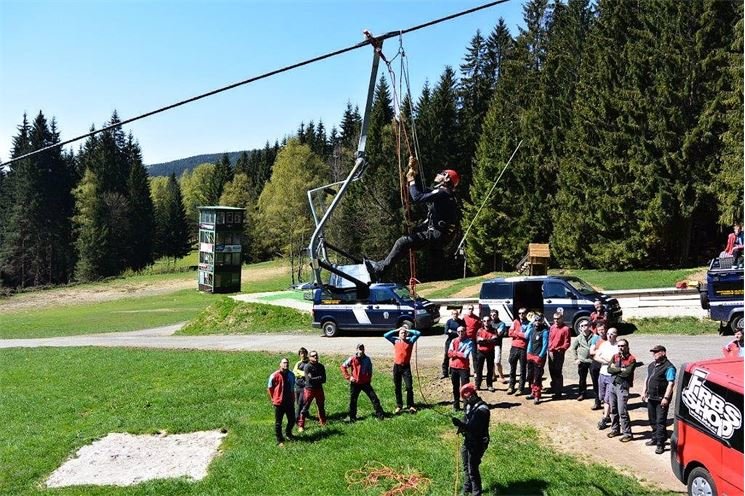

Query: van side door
367;288;401;328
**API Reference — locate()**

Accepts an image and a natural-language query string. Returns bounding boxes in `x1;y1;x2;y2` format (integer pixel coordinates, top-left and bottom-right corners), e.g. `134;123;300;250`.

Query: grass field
625;317;720;336
1;347;677;495
178;298;311;335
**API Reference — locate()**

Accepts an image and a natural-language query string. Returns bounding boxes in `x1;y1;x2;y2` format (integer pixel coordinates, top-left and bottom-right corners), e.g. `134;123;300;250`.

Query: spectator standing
507;308;529;395
475;316;497;392
723;329;744;358
725;223;744;266
590;300;608;331
571;320;595;401
489;309;508;383
588;323;608;410
448;326;474;411
463;305;481;374
267;357;296;446
548;313;571;399
442;309;464;378
383;324;422;414
525;313;549;404
595;327;619;429
606;338;636;442
340;344;385;422
292;347;310;424
298;350;327;431
451;383;490;496
641;345;676;454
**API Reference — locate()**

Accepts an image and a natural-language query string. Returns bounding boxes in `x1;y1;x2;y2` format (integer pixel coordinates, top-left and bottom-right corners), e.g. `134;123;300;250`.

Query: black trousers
577;361;591;394
442;336;455;376
548;351;565;394
590;361;601;403
378;225;447;272
273;402;295;443
450;367;470;409
461;442;488;496
393;363;414;408
647;399;669;446
348;382;384;419
508;347;527;391
475;350;495;389
294;388;305;420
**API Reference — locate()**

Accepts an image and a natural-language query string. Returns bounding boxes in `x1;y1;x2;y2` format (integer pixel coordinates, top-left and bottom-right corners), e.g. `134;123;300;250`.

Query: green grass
625;317;720;336
240;259;297;293
1;347;677;495
0;290;217;339
178;298;311;335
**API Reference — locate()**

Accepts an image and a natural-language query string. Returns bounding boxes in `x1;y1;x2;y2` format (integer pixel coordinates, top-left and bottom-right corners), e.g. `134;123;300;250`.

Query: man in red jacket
548;312;571;400
507;308;529;395
340;344;385;422
475;315;498;392
462;305;481;375
267;357;296;446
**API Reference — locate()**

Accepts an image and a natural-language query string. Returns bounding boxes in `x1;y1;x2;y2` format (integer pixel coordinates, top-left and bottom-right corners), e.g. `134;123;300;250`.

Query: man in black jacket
451;383;490;496
641;345;676;454
365;157;459;281
298;350;327;431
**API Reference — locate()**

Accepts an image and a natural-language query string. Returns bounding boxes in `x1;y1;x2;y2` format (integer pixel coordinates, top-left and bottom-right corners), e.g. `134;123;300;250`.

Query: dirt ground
416;364;684;494
0;265;287;314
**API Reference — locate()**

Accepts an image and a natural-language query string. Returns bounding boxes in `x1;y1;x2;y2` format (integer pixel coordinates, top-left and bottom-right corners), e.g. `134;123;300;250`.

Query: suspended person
383;324;422;414
267;357;296;446
340;343;385;422
365;156;460;280
451;383;490;496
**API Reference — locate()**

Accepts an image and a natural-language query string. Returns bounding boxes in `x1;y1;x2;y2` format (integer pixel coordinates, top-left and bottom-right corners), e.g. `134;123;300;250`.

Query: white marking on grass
46;430;226;487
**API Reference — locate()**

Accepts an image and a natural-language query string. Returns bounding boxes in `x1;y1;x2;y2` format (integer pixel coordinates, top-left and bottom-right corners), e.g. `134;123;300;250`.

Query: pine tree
339;101;362;149
154;173;191;261
485;18;514;86
125;134;155;270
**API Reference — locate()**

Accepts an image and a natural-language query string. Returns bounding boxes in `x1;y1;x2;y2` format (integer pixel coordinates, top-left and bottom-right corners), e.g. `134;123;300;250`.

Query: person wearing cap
641;345;676;454
340;343;385;422
507;307;529;395
606;338;637;442
441;309;464;379
451;383;490;496
267;357;297;446
364;156;460;280
525;312;549;405
383;324;422;414
594;326;619;429
448;326;474;411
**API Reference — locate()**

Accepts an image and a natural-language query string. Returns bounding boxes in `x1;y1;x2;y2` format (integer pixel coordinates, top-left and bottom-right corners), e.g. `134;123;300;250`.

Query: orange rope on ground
345;462;431;496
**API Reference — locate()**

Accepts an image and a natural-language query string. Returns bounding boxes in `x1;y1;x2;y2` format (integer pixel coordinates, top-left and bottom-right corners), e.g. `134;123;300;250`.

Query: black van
478;275;622;334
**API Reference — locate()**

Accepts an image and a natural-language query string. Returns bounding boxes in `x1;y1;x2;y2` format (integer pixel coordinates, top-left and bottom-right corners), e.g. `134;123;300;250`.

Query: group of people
267;323;491;495
441;301;681;455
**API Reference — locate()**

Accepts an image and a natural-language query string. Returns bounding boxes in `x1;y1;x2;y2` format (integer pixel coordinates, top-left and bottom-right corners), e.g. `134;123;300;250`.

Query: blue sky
0;0;525;165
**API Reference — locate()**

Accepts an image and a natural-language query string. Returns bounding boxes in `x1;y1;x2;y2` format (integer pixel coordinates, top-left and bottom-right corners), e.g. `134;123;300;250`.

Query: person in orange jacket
507;308;529;395
340;343;385;422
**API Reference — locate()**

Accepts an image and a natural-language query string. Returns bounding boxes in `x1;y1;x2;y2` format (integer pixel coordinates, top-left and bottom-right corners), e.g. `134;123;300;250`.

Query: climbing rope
345;461;431;496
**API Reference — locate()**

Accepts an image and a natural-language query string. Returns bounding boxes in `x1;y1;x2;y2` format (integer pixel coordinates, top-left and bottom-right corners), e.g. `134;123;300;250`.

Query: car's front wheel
322;321;338;338
730;313;743;335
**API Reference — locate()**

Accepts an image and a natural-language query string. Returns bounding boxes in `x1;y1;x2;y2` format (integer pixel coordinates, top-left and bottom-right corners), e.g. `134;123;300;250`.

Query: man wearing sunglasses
365;156;460;280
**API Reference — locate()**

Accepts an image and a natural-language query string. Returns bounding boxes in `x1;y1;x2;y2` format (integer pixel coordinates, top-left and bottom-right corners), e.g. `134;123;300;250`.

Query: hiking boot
506;388;515;395
655;445;665;454
597;417;609;430
645;439;656;446
533;397;540;405
363;258;382;280
408;406;417;414
591;402;602;411
620;434;633;443
394;407;402;414
607;431;620;438
576;392;585;401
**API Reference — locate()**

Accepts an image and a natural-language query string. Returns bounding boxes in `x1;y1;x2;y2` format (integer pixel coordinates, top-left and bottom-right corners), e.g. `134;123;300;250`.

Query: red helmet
459;382;476;398
442;169;460;187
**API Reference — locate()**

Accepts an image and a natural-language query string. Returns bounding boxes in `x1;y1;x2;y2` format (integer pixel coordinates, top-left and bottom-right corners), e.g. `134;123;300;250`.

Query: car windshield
392;286;415;302
564;276;597;296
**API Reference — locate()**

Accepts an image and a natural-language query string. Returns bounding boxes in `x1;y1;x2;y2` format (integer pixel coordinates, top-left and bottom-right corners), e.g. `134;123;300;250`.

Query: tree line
1;0;741;290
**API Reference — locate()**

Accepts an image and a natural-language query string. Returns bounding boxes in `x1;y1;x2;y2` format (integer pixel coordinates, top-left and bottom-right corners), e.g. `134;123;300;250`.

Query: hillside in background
147;151;249;176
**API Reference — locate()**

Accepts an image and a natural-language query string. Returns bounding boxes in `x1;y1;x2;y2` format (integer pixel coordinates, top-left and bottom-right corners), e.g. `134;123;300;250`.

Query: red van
670;357;743;496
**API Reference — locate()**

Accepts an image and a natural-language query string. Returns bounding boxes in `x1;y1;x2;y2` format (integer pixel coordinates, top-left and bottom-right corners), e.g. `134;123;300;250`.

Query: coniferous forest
1;0;742;290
